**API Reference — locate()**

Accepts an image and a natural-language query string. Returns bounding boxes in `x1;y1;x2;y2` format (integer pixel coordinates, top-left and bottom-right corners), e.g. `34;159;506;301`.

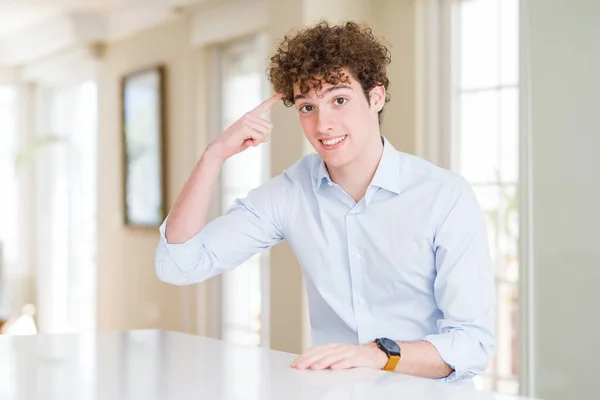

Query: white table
0;330;537;400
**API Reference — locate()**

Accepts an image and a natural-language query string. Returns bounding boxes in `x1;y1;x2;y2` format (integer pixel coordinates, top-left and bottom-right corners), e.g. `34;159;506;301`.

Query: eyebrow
293;85;353;103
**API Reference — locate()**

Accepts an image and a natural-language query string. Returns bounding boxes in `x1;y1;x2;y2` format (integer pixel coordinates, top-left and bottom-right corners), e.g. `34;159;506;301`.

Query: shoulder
282;152;321;183
245;152;319;201
238;153;318;235
398;153;479;231
400;152;471;195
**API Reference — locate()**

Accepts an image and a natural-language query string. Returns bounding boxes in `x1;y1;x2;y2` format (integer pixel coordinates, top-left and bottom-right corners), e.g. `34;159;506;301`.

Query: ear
368;84;386;112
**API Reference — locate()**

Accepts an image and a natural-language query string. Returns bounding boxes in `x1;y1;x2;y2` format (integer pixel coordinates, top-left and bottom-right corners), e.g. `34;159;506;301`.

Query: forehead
292;77;358;96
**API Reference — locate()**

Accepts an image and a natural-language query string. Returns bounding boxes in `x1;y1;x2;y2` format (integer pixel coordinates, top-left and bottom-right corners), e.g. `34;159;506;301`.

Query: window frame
207;32;272;349
418;0;534;395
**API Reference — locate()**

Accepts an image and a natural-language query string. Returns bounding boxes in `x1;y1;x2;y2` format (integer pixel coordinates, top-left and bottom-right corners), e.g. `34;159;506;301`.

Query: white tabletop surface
0;329;538;400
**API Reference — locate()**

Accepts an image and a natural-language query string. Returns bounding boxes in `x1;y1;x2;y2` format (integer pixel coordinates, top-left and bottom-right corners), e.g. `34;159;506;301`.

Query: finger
243;119;271;135
292;345;343;369
329;358;355;370
244;113;273;130
242;133;266;148
243;128;270;145
248;92;283;117
294;351;341;370
292;343;340;366
309;352;349;371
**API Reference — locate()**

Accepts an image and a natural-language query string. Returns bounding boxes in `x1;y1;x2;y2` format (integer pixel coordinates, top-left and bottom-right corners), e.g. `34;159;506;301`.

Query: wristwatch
373;338;401;372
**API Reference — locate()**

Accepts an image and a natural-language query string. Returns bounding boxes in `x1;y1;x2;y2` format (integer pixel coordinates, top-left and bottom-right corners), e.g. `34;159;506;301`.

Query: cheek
299;117;317;137
342;108;366;131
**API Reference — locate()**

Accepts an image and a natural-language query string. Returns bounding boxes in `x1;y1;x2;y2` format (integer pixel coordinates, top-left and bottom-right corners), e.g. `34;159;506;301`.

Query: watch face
379;338;401;356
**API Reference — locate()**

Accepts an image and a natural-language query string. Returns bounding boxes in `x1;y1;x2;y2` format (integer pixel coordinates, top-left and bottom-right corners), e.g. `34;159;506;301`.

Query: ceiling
0;0;207;66
0;0;173;37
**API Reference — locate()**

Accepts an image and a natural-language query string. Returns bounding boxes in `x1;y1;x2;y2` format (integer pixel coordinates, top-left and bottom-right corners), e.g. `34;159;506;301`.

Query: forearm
165;147;224;244
393;341;453;379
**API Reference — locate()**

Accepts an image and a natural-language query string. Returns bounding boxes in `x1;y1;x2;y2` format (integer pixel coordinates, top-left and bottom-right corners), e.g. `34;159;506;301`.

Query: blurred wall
375;0;418;155
96;18;200;334
527;0;600;398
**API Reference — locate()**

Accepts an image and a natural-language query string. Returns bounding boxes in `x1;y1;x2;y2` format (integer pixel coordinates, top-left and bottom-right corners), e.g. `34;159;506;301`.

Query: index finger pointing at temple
249;92;283;117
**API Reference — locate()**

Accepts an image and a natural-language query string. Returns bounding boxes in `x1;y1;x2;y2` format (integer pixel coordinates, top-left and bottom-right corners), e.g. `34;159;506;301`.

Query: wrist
367;342;388;370
202;143;227;165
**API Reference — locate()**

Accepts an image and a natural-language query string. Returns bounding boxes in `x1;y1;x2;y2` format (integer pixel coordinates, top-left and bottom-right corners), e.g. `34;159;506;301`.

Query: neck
327;136;384;203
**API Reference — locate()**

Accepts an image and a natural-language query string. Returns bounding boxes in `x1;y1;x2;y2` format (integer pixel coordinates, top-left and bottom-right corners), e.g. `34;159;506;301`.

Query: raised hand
208;92;283;161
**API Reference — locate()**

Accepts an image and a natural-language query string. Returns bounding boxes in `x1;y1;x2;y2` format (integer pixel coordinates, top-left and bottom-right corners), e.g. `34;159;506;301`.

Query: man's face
292;71;384;169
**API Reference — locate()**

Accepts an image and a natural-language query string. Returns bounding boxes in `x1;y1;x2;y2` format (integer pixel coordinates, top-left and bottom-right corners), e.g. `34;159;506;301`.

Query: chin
320;152;352;169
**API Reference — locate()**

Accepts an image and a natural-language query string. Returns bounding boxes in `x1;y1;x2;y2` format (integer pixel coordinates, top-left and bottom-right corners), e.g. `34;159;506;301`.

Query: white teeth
322;135;346;146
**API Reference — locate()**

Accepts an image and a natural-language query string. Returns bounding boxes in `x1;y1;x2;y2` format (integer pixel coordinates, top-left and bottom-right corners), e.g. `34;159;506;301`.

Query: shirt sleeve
423;177;497;383
155;174;290;285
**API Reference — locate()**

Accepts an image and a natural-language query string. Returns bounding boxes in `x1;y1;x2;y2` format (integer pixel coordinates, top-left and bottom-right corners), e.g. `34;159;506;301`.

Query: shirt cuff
423;332;475;383
158;217;204;272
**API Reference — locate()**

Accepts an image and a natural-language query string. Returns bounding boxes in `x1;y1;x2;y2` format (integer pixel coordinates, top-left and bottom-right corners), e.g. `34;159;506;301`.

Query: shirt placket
345;201;368;344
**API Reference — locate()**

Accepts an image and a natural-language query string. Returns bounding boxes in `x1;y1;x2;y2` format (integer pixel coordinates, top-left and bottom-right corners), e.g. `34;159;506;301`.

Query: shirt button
327;181;333;186
359;298;365;305
354;253;361;260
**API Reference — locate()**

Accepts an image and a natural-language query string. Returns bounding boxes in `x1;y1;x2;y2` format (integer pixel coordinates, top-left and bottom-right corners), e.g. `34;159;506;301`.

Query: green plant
14;135;65;169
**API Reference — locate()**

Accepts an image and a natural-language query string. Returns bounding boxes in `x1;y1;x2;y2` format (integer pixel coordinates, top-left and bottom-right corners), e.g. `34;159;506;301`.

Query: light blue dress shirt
155;136;496;384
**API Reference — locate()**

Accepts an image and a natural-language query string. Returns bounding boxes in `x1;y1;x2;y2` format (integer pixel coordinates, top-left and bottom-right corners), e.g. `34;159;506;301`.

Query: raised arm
165;93;282;244
156;93;285;285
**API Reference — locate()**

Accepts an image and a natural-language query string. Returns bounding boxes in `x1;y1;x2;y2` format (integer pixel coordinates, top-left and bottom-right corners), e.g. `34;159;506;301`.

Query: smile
320;135;347;147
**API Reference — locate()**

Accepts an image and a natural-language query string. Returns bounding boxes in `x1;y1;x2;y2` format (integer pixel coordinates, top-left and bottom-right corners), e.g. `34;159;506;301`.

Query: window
0;86;19;317
445;0;520;394
217;34;271;348
34;81;97;333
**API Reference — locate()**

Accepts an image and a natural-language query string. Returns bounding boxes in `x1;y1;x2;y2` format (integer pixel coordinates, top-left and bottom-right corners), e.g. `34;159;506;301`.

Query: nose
316;107;335;134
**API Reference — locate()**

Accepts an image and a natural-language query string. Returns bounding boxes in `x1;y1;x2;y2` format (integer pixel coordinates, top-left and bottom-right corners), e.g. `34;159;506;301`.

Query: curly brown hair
267;21;391;124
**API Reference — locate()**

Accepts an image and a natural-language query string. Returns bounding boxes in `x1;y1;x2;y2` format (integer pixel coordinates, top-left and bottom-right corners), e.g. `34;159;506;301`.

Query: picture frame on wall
121;65;167;228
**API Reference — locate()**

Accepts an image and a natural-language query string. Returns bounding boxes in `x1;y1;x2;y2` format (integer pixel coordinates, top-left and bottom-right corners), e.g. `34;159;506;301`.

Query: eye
333;97;348;106
299;104;314;114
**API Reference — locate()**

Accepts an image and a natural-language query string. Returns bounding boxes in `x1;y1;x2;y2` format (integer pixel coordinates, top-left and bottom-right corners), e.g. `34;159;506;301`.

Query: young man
156;21;495;386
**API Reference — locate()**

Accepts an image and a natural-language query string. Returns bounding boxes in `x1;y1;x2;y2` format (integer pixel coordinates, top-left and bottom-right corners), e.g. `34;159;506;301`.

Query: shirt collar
370;136;402;195
314;156;331;191
312;135;403;194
